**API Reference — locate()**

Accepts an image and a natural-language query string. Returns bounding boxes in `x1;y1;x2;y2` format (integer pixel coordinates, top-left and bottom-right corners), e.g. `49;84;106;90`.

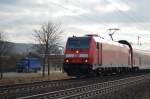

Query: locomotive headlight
76;50;79;54
65;59;69;63
85;59;88;63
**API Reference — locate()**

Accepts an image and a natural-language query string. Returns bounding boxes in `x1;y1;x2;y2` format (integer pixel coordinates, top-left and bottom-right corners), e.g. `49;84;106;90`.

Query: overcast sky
1;0;150;48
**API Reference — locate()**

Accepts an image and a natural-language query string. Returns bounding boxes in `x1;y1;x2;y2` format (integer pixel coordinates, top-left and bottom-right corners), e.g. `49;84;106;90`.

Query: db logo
74;54;79;57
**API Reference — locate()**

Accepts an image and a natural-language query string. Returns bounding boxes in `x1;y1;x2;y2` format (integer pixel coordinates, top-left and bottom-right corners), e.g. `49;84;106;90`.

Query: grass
0;72;70;86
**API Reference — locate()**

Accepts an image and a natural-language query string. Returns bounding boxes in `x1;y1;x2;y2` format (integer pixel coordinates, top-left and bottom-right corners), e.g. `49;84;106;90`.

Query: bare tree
0;31;12;79
34;21;63;76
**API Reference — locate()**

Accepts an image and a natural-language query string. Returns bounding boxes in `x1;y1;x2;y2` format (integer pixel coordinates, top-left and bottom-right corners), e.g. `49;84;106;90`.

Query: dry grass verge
0;72;70;86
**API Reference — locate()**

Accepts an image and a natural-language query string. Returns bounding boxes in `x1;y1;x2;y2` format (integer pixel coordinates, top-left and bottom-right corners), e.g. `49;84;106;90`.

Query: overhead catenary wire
49;0;111;29
50;0;150;42
104;0;150;46
105;0;148;30
53;0;150;53
51;0;148;31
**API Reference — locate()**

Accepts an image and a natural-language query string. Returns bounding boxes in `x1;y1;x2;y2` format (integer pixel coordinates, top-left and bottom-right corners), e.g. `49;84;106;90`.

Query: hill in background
7;42;63;55
12;42;36;54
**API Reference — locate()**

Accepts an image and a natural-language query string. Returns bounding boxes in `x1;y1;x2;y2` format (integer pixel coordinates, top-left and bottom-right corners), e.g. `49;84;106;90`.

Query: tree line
0;21;63;79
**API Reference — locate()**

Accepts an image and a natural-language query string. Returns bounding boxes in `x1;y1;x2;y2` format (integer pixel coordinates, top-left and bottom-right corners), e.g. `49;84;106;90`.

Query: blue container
17;58;41;72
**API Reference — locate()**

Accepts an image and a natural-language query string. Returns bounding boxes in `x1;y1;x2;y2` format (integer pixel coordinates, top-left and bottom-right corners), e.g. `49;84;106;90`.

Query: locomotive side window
66;37;90;49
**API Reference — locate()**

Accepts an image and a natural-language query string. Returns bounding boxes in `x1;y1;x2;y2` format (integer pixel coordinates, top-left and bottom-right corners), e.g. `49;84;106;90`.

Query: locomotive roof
69;35;129;49
93;36;129;49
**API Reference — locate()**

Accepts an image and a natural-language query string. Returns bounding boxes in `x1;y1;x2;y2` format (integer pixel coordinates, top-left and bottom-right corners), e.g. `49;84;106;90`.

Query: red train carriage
133;50;150;70
63;35;139;77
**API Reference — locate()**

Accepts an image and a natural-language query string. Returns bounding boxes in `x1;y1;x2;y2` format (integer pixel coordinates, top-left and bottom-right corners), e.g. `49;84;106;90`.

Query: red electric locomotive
63;34;139;77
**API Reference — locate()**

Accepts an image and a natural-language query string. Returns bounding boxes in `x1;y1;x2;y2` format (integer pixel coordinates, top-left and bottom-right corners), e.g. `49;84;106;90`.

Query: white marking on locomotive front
74;54;79;57
65;54;74;58
65;54;88;58
79;54;88;58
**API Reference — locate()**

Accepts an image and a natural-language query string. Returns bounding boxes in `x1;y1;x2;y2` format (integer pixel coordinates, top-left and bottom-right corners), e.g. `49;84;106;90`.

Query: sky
1;0;150;49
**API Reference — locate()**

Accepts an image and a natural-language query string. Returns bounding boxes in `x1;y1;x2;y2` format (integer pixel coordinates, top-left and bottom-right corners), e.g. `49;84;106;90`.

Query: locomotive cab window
66;37;90;49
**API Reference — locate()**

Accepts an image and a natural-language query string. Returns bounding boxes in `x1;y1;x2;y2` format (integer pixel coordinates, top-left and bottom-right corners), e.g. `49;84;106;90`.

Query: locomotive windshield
66;37;90;49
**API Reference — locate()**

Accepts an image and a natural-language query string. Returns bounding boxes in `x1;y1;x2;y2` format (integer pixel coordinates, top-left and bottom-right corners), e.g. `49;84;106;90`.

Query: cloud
0;0;150;45
94;1;130;13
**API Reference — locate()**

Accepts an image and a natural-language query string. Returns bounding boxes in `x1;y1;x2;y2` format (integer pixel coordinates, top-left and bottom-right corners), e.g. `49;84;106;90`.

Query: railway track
0;72;149;99
0;77;101;98
18;73;150;99
0;75;119;98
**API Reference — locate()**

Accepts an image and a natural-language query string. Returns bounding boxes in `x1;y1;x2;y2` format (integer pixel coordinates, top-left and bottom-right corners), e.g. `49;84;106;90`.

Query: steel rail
59;75;150;99
17;74;150;99
0;77;92;93
0;78;76;92
0;77;106;98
